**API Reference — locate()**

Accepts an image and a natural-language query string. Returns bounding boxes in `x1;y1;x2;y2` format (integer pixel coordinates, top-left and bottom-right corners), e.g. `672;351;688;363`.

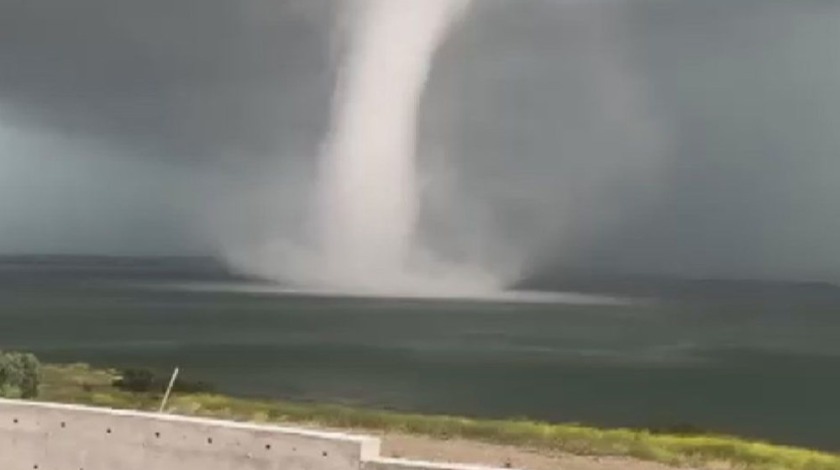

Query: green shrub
0;351;41;399
113;368;215;394
113;368;157;392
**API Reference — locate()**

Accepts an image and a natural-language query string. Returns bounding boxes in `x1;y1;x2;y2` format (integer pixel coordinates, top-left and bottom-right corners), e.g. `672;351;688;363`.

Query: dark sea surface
0;256;838;450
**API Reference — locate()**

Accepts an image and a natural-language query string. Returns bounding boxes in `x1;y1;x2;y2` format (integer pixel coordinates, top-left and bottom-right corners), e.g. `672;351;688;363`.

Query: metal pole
159;367;180;413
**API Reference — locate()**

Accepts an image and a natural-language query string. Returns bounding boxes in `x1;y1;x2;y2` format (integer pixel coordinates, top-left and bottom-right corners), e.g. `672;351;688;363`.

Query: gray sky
1;0;840;282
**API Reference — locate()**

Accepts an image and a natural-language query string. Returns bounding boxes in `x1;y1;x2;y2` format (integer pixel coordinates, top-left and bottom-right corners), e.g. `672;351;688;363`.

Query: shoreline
36;362;840;470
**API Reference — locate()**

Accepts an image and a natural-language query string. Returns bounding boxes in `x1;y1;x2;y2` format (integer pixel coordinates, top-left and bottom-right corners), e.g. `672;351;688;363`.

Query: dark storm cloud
572;0;840;280
2;0;840;281
430;0;840;281
0;0;338;254
0;0;334;161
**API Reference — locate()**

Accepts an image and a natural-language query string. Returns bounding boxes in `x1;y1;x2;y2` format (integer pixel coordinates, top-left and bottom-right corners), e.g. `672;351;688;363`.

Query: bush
0;351;41;399
113;368;215;394
113;368;157;392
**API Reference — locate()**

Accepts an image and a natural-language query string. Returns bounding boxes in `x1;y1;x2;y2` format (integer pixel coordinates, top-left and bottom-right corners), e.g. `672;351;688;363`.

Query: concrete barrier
0;399;517;470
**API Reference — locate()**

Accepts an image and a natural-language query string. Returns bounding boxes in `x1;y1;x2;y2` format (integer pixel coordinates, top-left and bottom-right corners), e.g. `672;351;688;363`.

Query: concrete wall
0;399;514;470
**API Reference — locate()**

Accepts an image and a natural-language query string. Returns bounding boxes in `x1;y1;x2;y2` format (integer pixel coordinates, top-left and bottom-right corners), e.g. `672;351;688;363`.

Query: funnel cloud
314;0;495;295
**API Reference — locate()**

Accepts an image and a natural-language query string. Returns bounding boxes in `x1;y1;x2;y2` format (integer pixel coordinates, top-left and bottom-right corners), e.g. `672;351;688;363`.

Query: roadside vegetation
0;350;41;399
30;360;839;470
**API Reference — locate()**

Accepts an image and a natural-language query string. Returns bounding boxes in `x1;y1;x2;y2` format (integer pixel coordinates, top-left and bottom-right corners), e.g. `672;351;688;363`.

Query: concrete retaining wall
0;399;515;470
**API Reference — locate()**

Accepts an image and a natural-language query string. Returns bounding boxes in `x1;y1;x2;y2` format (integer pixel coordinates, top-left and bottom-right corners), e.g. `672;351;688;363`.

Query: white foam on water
146;281;632;306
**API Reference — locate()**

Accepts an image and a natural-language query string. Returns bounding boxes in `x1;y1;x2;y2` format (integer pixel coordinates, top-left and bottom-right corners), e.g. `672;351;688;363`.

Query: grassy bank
38;363;839;470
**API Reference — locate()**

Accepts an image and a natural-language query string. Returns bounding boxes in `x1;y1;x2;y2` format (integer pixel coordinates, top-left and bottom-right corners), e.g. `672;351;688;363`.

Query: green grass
38;363;840;470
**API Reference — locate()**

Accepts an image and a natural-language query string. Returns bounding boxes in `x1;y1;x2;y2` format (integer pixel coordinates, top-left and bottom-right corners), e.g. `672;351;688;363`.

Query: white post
159;367;180;413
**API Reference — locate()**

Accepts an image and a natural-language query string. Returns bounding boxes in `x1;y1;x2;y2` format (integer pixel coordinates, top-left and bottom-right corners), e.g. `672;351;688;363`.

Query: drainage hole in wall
155;432;161;438
265;444;271;450
106;428;112;434
207;437;213;445
322;451;328;457
61;422;66;428
13;418;18;424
